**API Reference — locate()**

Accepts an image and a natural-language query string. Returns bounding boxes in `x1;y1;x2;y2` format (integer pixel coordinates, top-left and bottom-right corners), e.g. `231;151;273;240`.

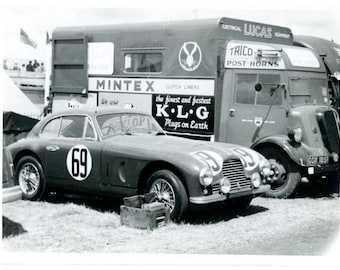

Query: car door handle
46;145;60;152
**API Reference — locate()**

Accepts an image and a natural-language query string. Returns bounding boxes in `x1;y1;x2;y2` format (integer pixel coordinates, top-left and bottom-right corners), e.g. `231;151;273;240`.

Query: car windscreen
96;113;163;137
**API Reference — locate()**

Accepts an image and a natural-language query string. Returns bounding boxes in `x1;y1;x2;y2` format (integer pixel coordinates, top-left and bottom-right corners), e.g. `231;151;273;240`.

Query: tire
258;147;301;198
144;169;188;222
15;156;46;201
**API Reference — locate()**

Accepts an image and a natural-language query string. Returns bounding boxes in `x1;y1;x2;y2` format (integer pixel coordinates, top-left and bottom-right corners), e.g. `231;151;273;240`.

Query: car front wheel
144;169;188;222
16;156;46;201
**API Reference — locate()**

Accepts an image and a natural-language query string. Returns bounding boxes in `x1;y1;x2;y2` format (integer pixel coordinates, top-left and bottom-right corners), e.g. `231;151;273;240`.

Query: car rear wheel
144;169;188;222
16;156;46;201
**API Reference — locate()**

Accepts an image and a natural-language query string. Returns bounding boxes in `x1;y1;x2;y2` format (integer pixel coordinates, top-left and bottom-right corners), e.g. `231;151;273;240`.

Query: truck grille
212;159;251;193
316;109;340;155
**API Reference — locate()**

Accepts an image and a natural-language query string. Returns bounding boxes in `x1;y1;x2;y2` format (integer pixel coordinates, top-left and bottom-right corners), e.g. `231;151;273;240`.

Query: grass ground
2;192;339;255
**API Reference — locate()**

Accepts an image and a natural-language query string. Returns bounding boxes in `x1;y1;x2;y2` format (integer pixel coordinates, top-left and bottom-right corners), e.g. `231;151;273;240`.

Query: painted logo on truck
179;42;202;71
225;41;285;69
152;94;214;135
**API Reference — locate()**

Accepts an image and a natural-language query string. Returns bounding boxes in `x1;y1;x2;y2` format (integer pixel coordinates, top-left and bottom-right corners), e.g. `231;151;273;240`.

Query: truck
293;35;340;113
49;17;340;198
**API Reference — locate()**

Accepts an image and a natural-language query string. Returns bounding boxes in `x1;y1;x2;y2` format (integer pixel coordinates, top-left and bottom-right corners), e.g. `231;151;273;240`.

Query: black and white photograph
1;0;339;269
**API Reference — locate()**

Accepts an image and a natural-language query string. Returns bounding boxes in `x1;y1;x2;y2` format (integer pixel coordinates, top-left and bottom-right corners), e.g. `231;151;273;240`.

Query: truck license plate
307;156;329;166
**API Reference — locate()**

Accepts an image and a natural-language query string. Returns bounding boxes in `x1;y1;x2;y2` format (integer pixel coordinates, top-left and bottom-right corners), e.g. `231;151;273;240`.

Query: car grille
212;159;251;193
316;109;340;155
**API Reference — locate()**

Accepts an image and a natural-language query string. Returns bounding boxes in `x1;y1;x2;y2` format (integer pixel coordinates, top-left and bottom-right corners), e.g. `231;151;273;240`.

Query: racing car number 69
66;145;92;181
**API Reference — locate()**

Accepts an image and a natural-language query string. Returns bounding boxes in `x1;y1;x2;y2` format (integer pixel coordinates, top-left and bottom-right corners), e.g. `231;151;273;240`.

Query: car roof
46;107;149;118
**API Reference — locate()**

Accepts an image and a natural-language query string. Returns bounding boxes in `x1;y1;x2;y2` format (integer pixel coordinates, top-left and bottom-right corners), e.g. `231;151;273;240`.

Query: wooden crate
120;195;170;230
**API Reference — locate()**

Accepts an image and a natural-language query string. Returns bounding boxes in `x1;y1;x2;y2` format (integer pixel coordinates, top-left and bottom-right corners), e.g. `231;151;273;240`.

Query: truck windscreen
288;76;329;106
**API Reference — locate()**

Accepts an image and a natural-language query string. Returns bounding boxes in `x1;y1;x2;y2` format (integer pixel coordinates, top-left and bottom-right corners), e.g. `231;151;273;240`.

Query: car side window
40;117;61;138
59;116;85;138
84;117;96;139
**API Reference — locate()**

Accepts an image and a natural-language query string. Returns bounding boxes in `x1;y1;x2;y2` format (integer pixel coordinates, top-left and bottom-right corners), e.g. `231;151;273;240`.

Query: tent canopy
1;71;41;118
3;111;39;133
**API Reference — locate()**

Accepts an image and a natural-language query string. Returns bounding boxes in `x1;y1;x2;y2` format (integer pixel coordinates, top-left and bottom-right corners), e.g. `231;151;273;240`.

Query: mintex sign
90;78;215;135
88;78;214;96
225;41;285;69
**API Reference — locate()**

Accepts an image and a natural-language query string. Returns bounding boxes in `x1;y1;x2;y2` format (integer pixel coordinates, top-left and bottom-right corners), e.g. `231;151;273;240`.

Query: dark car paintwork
8;107;269;203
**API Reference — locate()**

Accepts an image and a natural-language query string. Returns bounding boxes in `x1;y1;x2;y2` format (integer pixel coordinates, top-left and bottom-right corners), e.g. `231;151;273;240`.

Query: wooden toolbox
120;194;170;230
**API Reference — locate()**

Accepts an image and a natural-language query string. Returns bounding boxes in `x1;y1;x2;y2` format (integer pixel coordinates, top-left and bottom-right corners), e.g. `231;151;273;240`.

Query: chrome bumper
189;184;270;204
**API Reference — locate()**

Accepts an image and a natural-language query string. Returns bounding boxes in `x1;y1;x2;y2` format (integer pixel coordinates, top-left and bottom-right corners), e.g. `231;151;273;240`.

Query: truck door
52;36;88;95
220;70;288;147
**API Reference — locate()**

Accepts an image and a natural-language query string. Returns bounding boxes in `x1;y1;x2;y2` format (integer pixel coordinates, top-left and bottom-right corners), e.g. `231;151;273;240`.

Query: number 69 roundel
66;145;92;181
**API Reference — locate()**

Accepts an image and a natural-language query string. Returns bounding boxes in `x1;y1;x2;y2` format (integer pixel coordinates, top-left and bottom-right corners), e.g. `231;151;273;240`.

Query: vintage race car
8;108;270;221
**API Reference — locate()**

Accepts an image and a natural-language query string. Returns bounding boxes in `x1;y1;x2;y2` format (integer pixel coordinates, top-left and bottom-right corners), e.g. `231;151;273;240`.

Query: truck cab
219;40;339;197
293;35;340;113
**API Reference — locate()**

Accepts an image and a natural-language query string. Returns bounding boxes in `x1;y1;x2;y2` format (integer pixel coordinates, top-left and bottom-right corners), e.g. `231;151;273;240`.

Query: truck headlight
288;127;303;143
251;172;261;188
259;159;271;176
331;152;339;162
199;167;213;186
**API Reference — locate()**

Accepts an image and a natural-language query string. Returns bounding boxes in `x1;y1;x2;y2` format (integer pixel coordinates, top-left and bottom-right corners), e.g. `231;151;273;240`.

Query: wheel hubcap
149;179;175;212
267;159;287;189
19;163;40;197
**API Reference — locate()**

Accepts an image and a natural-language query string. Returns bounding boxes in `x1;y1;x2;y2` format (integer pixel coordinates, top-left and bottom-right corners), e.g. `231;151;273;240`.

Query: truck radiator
316;109;340;155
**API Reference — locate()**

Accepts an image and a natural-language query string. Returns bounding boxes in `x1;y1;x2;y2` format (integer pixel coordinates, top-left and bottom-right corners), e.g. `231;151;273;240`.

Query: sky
1;0;340;62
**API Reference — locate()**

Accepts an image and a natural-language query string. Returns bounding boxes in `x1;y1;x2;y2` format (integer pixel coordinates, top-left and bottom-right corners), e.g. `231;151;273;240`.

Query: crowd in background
3;59;45;73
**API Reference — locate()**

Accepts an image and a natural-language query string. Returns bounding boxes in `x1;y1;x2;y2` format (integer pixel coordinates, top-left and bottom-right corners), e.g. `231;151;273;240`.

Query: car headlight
251;172;261;188
220;177;231;194
259;159;271;176
199;167;213;187
288;127;303;143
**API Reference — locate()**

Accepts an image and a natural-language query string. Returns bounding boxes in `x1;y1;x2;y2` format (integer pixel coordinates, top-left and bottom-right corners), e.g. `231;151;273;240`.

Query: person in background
3;59;8;70
42;95;53;117
33;59;40;71
26;61;34;72
13;62;20;71
37;63;45;73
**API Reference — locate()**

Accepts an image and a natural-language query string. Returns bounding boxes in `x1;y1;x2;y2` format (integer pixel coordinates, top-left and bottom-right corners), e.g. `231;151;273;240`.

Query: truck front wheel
258;147;301;198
